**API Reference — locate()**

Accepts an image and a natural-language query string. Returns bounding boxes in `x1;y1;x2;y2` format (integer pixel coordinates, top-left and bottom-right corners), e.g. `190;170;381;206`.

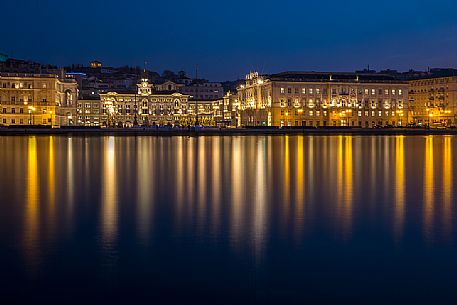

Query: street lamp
28;106;35;125
426;108;430;128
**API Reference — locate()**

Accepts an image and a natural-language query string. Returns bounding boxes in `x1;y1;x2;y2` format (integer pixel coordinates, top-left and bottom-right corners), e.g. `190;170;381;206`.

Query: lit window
280;88;285;94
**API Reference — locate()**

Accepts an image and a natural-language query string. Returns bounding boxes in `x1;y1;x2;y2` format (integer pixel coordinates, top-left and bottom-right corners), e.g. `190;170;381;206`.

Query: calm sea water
1;135;456;304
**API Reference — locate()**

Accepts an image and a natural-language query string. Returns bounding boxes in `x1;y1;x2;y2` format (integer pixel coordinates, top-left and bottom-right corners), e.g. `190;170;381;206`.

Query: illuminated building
179;81;224;100
90;60;102;69
0;73;78;127
77;98;102;126
100;76;192;127
408;76;457;127
237;71;409;127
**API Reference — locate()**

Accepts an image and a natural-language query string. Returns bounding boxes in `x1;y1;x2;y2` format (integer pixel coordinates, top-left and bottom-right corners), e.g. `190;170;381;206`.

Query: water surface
1;135;456;304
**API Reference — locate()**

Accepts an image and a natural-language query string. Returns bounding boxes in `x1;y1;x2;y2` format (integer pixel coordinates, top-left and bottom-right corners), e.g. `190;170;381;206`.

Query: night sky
3;0;457;80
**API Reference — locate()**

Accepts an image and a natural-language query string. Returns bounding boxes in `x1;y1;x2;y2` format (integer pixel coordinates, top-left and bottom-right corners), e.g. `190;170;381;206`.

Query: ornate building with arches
99;77;193;127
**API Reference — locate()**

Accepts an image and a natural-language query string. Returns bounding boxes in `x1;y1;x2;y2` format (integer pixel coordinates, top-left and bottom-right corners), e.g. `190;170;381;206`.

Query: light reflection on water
1;135;457;304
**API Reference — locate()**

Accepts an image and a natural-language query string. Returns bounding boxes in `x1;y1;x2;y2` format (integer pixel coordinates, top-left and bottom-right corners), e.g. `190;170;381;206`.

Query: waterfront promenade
0;127;456;136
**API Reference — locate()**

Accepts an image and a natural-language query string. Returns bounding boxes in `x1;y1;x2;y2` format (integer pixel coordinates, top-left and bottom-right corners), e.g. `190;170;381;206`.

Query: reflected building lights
101;136;118;263
442;137;453;240
197;138;207;233
175;137;185;231
137;137;153;243
24;136;40;271
394;136;405;242
46;136;56;242
282;136;291;227
230;137;244;251
211;137;222;235
253;137;267;262
423;136;434;242
294;136;305;238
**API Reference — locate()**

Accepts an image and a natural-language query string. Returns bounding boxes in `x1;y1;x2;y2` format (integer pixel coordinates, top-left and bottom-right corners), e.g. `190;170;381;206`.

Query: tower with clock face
137;77;153;96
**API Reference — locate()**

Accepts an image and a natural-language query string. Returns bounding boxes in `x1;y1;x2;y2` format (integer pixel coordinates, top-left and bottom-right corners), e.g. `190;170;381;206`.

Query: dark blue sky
3;0;457;80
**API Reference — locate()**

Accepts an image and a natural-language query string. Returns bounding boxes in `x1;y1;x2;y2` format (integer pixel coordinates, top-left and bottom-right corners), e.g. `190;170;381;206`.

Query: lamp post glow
28;106;35;125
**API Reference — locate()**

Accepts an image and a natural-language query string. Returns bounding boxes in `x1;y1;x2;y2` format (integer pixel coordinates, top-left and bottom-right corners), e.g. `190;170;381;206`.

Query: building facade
237;72;409;128
179;81;224;100
100;77;194;127
408;76;457;127
0;73;78;127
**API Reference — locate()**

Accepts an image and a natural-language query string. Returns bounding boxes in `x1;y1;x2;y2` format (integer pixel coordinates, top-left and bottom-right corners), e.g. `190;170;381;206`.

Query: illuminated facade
408;76;457;127
237;72;409;127
0;73;78;127
77;98;103;126
99;77;231;127
100;77;189;127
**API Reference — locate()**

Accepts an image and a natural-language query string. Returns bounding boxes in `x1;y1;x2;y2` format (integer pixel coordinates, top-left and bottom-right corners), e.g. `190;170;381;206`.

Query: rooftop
268;72;405;84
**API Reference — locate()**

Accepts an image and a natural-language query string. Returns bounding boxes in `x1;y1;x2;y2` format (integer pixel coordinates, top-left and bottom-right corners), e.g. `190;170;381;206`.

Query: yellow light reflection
230;137;244;251
442;137;453;240
101;137;118;254
282;136;290;226
211;137;222;234
175;137;185;230
394;136;405;242
253;137;267;262
197;138;207;232
295;136;305;237
46;136;56;241
24;136;40;270
423;136;434;242
137;137;153;243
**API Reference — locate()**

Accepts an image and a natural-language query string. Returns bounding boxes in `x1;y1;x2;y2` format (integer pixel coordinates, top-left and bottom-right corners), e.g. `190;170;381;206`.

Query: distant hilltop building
90;60;102;68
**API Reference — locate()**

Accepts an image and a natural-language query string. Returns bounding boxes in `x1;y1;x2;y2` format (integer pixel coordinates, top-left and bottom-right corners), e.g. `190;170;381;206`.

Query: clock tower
137;70;153;96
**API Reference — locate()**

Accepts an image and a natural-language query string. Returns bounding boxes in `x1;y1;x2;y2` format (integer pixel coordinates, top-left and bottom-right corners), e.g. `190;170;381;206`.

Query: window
280;88;285;94
20;108;23;114
302;88;306;94
11;108;15;114
287;88;292;94
309;88;314;94
399;89;403;96
371;89;376;95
